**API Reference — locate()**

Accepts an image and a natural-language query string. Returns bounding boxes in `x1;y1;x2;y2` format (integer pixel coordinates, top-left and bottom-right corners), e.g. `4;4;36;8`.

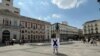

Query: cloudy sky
1;0;100;28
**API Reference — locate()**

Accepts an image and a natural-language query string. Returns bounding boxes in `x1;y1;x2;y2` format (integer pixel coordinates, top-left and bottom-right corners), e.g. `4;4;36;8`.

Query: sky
1;0;100;29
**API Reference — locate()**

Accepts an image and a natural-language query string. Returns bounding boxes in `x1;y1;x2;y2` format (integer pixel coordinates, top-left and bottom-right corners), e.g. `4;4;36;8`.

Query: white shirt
51;38;60;48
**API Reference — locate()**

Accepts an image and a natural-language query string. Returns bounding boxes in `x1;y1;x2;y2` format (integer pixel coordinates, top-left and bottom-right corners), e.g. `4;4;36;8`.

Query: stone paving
0;41;100;56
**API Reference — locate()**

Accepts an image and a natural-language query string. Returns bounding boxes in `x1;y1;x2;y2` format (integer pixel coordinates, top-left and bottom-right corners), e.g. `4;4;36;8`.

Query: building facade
83;19;100;39
51;22;79;41
0;0;51;43
0;0;20;15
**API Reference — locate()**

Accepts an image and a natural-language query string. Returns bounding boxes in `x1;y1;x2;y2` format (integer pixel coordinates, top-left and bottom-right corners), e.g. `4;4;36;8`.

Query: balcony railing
0;24;21;29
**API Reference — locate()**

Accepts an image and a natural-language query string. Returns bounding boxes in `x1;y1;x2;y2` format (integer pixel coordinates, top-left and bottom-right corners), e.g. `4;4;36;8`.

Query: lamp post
55;23;60;38
97;0;100;11
97;0;100;3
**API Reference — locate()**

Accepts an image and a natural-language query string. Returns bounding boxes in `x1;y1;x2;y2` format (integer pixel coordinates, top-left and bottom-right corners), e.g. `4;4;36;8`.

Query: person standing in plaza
82;37;86;43
19;39;22;45
90;37;97;46
51;36;60;54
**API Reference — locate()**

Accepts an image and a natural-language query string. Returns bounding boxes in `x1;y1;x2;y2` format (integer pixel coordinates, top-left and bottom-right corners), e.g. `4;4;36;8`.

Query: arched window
3;19;11;26
13;20;17;26
21;30;24;33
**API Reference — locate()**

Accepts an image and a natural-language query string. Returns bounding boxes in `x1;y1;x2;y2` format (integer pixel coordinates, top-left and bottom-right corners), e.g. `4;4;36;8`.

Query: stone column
56;31;60;38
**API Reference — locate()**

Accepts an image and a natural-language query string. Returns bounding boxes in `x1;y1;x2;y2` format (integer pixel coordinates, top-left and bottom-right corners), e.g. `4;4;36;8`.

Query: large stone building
0;0;51;43
83;19;100;39
51;22;79;41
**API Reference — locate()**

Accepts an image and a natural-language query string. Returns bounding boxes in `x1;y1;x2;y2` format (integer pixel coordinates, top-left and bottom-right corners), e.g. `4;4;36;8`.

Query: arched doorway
2;30;10;43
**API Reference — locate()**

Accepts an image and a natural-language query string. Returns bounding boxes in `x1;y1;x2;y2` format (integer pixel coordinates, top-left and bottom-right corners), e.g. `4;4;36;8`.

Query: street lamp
55;23;60;38
97;0;100;3
55;23;59;31
97;0;100;11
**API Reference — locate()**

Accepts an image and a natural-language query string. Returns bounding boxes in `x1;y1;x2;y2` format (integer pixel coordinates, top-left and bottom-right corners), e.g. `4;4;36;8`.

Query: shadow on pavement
0;47;36;53
0;41;74;47
0;43;6;47
22;50;68;56
56;53;68;56
60;41;74;45
22;50;53;56
29;41;74;46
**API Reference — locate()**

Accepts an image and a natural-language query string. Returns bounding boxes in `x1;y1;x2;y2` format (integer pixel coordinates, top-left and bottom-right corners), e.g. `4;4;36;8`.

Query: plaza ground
0;41;100;56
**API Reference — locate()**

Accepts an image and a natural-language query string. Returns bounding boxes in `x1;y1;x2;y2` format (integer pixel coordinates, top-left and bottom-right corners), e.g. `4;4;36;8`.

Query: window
7;0;10;2
10;20;11;25
88;25;90;28
95;23;97;26
95;27;98;34
31;31;33;33
5;20;9;26
14;20;17;26
21;35;24;39
91;24;93;27
22;30;24;33
31;35;33;38
3;19;10;26
13;34;17;39
88;29;90;34
14;11;19;14
96;30;98;34
27;23;31;29
6;4;9;6
28;35;30;40
25;22;27;27
28;35;30;38
95;27;98;30
91;28;93;33
31;23;32;28
28;31;30;33
84;26;86;29
20;24;24;28
36;24;37;29
32;24;35;29
25;30;27;33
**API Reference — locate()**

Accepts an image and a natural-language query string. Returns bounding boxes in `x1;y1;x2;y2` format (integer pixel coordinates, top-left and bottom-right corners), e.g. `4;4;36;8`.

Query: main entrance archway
2;30;10;43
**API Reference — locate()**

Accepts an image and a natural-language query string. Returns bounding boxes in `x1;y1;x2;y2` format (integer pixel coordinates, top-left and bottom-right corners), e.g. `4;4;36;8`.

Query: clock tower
2;0;13;7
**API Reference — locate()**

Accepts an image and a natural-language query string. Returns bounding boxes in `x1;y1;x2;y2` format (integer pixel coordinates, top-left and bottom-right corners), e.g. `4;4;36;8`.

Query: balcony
0;24;21;29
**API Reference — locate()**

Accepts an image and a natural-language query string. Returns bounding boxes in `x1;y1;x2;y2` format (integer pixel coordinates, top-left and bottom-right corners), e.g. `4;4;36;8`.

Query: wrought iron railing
0;24;21;29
